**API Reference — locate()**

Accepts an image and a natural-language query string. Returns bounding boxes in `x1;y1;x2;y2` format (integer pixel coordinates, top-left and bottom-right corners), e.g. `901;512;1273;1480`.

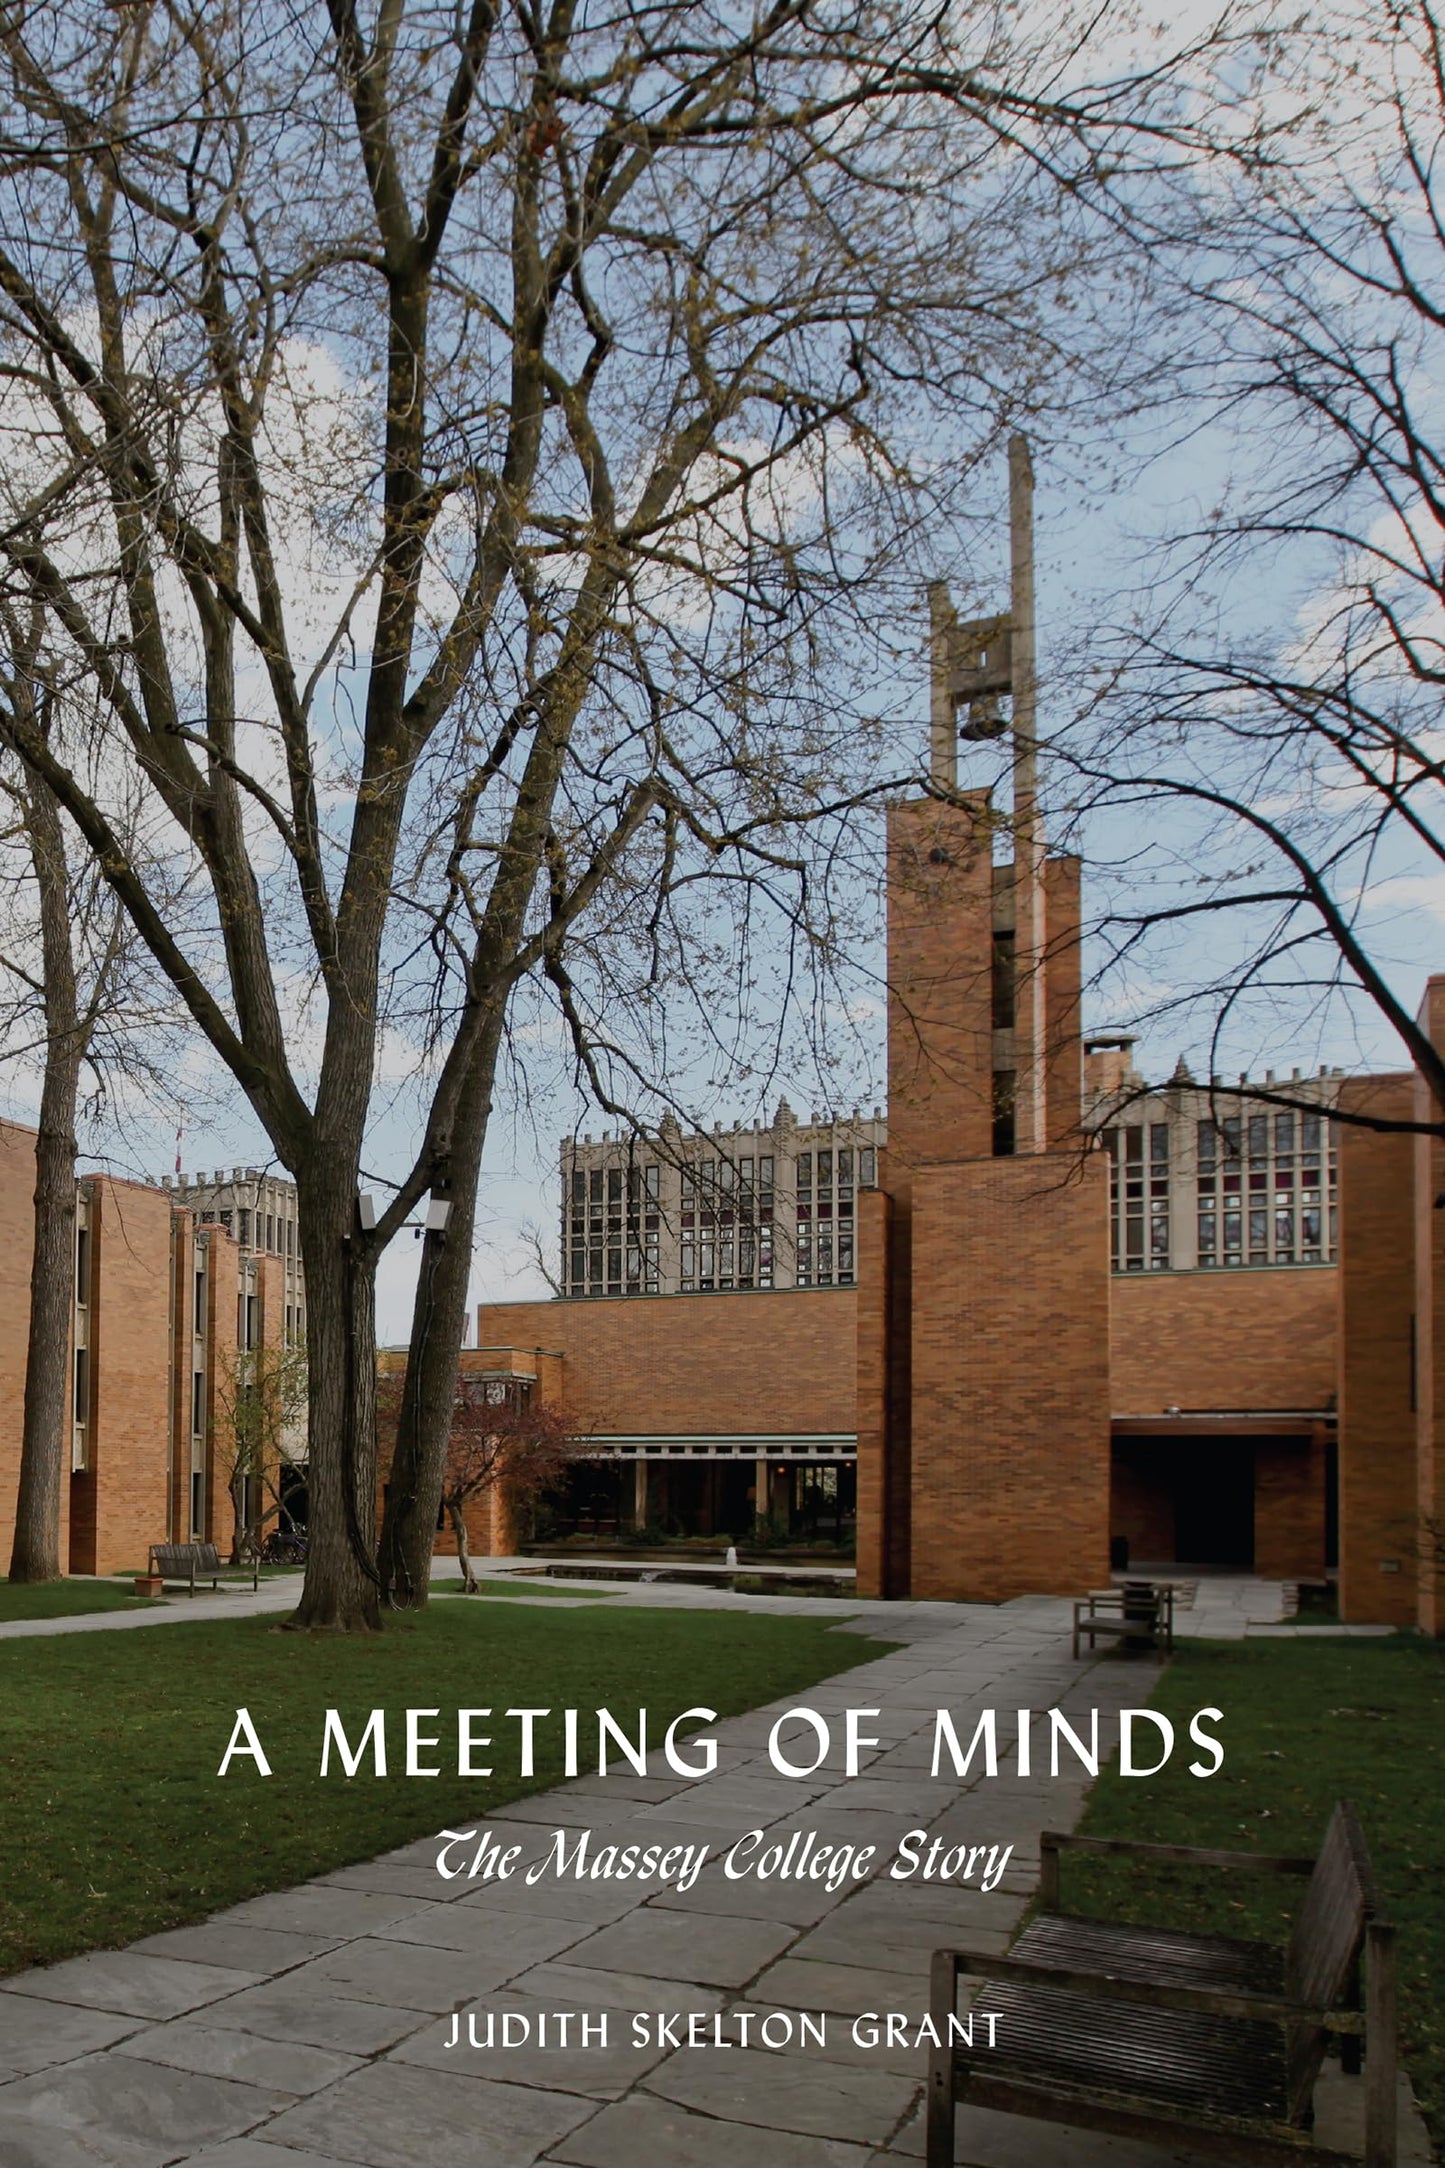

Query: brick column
1416;978;1445;1635
1337;1073;1417;1625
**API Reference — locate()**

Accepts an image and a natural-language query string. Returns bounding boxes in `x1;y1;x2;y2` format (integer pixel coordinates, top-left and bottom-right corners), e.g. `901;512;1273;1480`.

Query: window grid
1195;1109;1337;1271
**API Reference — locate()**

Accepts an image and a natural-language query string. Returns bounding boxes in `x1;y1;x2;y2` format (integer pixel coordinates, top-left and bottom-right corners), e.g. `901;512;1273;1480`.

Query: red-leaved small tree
442;1385;582;1591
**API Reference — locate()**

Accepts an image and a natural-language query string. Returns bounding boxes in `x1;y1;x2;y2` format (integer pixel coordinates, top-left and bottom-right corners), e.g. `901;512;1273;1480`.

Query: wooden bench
147;1542;259;1595
927;1801;1397;2167
1073;1580;1175;1658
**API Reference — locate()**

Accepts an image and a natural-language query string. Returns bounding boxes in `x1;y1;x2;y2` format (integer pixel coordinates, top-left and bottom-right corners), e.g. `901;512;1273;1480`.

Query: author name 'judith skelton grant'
443;2008;1002;2052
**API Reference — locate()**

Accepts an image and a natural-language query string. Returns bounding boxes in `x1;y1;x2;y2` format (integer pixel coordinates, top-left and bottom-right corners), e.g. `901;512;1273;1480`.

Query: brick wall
84;1177;173;1576
1109;1268;1337;1414
1043;855;1084;1148
169;1212;196;1543
1254;1433;1328;1580
854;1187;890;1598
1109;1443;1175;1560
885;797;996;1168
474;1288;858;1438
0;1122;41;1573
1416;979;1445;1635
908;1153;1112;1601
1337;1074;1418;1624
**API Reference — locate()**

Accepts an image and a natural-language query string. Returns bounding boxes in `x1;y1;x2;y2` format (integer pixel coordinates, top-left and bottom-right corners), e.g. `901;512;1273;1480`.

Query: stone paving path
0;1562;1381;1643
0;1593;1431;2166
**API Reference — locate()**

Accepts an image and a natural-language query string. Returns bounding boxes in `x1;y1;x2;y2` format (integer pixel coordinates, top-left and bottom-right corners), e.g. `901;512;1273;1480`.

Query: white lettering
217;1707;272;1777
320;1707;386;1777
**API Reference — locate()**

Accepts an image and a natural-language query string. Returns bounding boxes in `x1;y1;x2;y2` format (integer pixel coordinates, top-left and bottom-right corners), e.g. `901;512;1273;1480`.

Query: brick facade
1108;1268;1337;1414
1254;1432;1329;1581
854;1188;893;1597
0;1118;284;1581
1337;1074;1418;1625
885;797;996;1168
908;1155;1111;1600
77;1178;174;1576
0;1121;69;1574
473;1288;857;1439
1415;981;1445;1635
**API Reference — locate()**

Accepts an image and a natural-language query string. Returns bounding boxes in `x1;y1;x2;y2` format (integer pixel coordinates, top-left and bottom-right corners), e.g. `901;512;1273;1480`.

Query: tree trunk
289;1166;382;1631
448;1500;478;1593
9;766;82;1585
377;1026;502;1608
230;1473;247;1566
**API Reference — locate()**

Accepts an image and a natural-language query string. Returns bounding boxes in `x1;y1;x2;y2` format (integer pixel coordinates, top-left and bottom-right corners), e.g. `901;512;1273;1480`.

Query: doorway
1173;1441;1255;1567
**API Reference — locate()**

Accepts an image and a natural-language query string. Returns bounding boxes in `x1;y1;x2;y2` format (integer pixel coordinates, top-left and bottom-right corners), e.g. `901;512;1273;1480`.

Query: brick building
0;1129;303;1576
474;444;1444;1631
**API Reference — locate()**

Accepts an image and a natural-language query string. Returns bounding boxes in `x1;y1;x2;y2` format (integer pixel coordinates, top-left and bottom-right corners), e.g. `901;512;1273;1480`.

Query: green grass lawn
0;1600;882;1977
1070;1635;1445;2150
0;1581;162;1623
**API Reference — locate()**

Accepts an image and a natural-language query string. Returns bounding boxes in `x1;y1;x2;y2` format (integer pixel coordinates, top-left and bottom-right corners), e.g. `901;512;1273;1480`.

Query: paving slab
558;1773;697;1802
196;1983;429;2057
127;1924;338;1974
451;1874;644;1926
261;2060;591;2168
0;2051;289;2168
113;2021;361;2096
507;1959;728;2016
488;1794;637;1828
0;1993;143;2080
548;2092;881;2166
168;2145;345;2167
0;2116;147;2168
1;1952;262;2021
836;1884;1027;1934
645;1868;850;1928
748;1955;942;2020
642;2039;919;2144
368;1902;586;1965
217;1889;424;1940
788;1921;1012;1973
559;1907;794;1987
277;1937;521;2012
310;1861;478;1904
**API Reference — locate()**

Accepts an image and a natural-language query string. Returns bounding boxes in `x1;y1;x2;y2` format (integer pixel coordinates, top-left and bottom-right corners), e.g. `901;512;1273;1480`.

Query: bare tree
213;1338;309;1564
1051;0;1445;1131
0;0;1245;1626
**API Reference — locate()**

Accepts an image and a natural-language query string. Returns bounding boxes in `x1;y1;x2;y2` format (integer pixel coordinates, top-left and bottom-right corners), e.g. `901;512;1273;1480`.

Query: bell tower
857;439;1108;1604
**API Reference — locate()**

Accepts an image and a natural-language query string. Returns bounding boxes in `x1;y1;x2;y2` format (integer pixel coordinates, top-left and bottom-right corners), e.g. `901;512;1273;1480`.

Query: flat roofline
1113;1410;1335;1437
595;1432;855;1445
473;1284;858;1311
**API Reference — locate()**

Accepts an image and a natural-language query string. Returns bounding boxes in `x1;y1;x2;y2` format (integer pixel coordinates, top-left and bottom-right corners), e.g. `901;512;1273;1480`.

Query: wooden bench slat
957;1978;1290;2121
1016;1914;1283;1995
